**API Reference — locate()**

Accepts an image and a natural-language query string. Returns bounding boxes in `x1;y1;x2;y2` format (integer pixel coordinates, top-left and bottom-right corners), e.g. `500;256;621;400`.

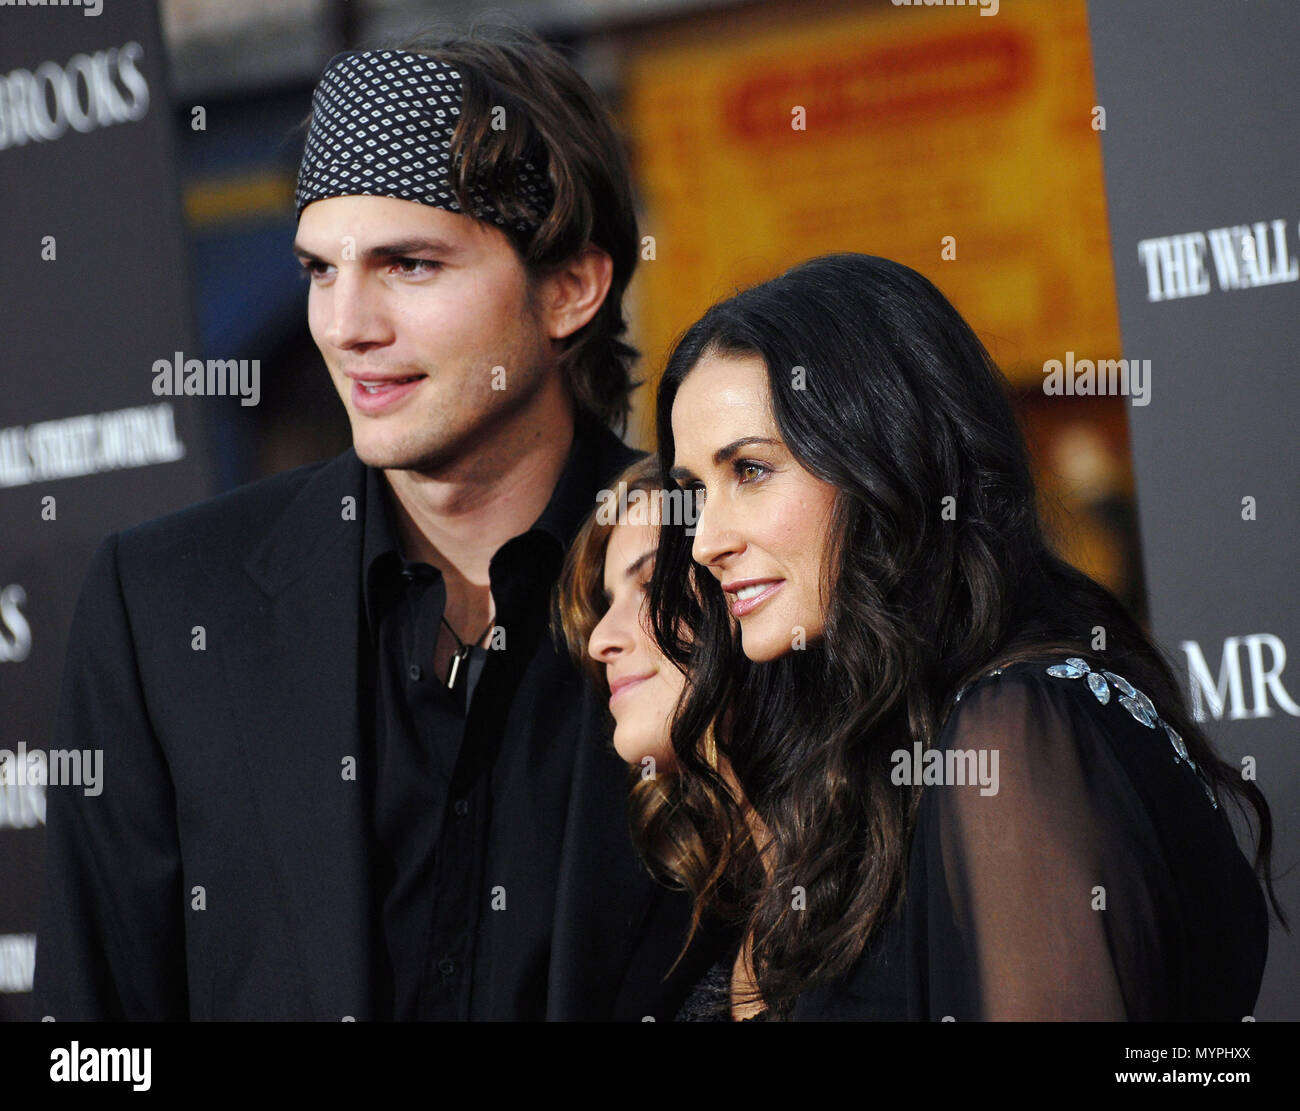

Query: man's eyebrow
668;436;780;483
291;237;461;263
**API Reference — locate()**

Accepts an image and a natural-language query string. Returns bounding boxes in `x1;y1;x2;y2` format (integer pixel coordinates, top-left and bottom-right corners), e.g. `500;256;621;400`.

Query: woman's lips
350;375;424;413
609;674;653;704
729;579;784;617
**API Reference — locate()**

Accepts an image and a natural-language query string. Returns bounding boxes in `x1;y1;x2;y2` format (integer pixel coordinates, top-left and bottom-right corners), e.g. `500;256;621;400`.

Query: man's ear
538;245;614;341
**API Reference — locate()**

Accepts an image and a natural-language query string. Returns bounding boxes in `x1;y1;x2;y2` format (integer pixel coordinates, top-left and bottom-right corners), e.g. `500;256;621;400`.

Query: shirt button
438;957;456;976
453;798;470;818
408;664;422;681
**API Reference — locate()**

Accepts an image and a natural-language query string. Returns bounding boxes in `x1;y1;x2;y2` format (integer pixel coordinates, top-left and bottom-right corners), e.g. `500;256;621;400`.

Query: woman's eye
736;460;769;483
299;262;331;281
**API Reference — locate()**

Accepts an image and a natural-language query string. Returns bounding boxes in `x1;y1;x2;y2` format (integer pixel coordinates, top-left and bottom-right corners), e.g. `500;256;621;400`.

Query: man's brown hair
399;21;641;432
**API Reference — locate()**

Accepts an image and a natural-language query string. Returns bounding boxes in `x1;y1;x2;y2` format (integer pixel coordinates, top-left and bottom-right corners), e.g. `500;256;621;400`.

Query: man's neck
380;392;578;588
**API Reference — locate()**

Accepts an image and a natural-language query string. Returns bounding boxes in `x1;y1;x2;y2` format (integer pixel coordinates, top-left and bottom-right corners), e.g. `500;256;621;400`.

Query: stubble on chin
353;425;457;476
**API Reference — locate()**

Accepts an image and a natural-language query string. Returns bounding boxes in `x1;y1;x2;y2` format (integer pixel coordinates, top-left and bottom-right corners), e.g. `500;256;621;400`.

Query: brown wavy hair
551;456;749;948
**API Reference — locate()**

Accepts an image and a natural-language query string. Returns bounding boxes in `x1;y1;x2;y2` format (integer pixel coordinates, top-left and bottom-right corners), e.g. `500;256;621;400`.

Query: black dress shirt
360;411;631;1020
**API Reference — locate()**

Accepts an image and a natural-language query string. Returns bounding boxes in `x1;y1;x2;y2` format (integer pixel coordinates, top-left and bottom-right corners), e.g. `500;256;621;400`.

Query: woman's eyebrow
625;550;655;579
602;550;654;603
669;436;780;483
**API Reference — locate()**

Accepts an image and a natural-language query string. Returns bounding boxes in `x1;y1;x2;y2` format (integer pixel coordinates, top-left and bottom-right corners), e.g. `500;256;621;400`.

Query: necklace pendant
446;645;471;690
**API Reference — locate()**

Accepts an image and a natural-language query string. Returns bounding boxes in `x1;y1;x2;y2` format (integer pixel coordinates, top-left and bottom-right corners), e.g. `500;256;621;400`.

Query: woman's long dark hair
648;253;1284;1019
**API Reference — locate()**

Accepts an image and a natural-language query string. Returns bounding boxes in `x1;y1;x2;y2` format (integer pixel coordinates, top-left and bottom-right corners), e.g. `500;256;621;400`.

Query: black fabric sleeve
31;534;189;1020
909;668;1178;1020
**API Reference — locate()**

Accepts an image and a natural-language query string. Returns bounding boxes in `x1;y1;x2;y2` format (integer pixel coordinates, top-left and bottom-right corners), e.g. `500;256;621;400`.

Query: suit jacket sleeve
32;533;189;1020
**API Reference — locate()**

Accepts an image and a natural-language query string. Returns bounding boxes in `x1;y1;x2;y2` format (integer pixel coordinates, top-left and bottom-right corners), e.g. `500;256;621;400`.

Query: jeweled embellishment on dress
1131;688;1157;721
1044;658;1218;809
1102;671;1137;698
1118;694;1157;728
1163;722;1191;765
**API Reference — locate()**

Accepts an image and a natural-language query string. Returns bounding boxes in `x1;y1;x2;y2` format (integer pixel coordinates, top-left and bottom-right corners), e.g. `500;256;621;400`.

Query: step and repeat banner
0;1;214;1020
1088;0;1299;1019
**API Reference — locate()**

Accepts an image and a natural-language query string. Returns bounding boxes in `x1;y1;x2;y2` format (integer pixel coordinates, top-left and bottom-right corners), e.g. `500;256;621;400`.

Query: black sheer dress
676;658;1269;1021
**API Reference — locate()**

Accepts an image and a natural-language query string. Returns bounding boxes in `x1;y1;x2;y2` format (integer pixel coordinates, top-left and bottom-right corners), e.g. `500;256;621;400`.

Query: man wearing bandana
33;26;723;1021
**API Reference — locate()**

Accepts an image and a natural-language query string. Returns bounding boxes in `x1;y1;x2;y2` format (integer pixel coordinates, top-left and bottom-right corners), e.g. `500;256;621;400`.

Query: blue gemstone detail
1132;689;1157;721
1119;694;1157;728
1044;658;1218;810
1163;722;1189;763
1103;671;1137;698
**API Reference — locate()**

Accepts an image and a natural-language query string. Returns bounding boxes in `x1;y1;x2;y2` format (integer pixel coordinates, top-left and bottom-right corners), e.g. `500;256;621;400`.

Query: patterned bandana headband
294;49;553;233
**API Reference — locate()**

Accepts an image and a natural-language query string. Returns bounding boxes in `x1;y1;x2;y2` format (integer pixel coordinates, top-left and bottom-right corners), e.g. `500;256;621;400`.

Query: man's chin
351;431;453;475
350;432;419;471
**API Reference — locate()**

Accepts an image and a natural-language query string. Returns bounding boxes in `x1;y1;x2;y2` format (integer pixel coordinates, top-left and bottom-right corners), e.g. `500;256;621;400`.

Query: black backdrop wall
0;1;214;1020
1088;0;1299;1019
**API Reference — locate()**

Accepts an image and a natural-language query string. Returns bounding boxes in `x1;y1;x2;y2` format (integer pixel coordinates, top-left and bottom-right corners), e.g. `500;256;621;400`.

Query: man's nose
323;269;387;350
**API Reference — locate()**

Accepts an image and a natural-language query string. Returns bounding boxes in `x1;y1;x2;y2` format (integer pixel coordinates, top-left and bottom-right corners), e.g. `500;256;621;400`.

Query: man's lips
347;373;426;413
344;371;426;385
721;578;785;618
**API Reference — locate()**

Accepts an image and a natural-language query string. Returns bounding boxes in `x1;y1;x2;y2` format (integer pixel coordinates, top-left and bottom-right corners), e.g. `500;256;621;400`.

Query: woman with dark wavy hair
648;253;1283;1021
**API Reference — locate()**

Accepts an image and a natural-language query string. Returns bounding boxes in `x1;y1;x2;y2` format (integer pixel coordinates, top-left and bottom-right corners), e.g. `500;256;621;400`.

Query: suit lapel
220;448;375;1020
217;432;663;1020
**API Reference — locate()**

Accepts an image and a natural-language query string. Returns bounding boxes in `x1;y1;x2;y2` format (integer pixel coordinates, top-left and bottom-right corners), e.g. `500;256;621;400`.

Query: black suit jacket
33;438;719;1020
